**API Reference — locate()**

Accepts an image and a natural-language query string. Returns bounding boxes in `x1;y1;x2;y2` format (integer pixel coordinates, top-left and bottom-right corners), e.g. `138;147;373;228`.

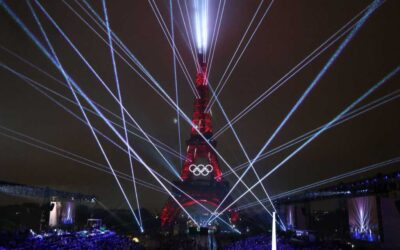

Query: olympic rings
189;164;213;176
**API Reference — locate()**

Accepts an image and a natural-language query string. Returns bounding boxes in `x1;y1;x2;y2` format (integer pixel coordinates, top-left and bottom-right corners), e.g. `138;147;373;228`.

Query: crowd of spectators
223;234;272;250
222;233;354;250
0;228;144;249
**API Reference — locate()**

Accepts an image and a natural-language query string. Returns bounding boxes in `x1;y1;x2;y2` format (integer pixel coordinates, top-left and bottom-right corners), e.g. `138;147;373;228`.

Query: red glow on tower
180;59;223;182
160;54;237;228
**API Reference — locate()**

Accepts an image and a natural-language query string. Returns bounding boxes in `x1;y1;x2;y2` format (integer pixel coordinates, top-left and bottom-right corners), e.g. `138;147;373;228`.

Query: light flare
194;0;209;55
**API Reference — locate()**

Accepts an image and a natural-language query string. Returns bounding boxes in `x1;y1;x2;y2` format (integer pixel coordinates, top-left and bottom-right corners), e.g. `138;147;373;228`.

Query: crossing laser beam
206;0;225;78
0;124;168;195
26;0;142;229
3;0;308;221
81;0;271;215
207;0;385;224
69;0;192;116
223;89;400;177
147;0;199;97
237;157;400;211
0;62;190;180
177;0;200;72
170;0;183;175
1;21;184;162
2;1;198;226
35;0;182;180
0;80;232;228
0;63;137;162
210;3;372;141
102;0;143;228
207;64;399;224
204;84;284;228
206;0;275;112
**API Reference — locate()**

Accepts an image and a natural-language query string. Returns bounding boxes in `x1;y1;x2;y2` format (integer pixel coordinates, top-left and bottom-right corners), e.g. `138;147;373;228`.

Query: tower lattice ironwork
160;55;238;228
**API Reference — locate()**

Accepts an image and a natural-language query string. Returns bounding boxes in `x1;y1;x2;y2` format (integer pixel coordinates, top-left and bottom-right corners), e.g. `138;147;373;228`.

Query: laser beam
0;124;168;195
35;0;183;180
102;0;143;228
208;64;399;224
1;1;198;226
147;0;199;97
177;0;200;72
68;0;190;114
208;0;385;224
205;84;284;227
210;3;372;141
26;0;142;229
206;0;275;111
237;157;400;211
80;0;272;215
24;0;277;216
170;0;183;173
223;89;400;177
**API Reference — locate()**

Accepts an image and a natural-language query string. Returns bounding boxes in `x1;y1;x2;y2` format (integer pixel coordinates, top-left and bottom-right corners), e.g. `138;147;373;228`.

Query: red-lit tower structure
160;54;238;229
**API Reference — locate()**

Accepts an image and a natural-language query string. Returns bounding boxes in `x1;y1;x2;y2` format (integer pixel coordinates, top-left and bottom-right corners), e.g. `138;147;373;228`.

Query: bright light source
194;0;208;53
272;212;277;250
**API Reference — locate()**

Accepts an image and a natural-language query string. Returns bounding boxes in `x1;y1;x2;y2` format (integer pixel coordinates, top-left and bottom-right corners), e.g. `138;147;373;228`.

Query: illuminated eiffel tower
160;54;238;229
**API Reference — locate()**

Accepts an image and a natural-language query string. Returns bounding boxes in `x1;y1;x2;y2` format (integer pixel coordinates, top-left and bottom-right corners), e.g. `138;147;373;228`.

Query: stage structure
0;180;95;229
160;54;238;229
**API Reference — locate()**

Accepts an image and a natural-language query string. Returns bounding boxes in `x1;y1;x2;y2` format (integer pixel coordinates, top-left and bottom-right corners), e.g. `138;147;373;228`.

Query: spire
191;53;212;136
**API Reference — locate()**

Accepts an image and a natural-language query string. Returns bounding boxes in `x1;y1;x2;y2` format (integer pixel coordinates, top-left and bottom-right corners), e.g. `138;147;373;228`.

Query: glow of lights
49;202;61;227
349;197;378;241
64;203;73;224
194;0;208;54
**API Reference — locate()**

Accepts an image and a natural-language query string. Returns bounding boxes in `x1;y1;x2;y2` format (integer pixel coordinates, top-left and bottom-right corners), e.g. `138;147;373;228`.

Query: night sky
0;0;399;213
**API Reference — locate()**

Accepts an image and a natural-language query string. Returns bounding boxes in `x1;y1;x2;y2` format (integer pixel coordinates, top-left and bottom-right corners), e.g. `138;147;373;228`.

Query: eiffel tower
160;54;238;229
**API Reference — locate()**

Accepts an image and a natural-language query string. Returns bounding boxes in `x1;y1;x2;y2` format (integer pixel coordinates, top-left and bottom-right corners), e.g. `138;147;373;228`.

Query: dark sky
0;0;399;213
